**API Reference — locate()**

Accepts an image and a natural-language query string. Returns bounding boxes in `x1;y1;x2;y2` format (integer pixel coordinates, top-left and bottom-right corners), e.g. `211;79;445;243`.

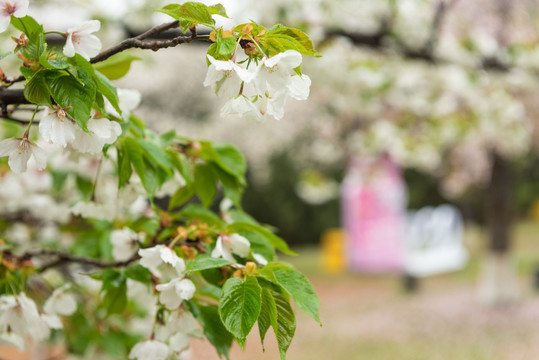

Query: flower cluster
0;289;76;351
204;50;311;121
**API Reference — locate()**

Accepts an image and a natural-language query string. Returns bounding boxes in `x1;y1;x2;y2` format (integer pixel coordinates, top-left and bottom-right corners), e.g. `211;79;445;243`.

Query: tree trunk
479;152;518;304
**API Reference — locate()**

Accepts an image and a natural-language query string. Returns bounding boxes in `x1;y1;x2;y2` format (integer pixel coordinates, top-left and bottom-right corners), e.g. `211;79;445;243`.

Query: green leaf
215;30;236;57
39;48;68;70
189;303;233;360
208;4;229;18
168;150;193;185
273;269;320;324
212;143;247;179
99;269;127;315
75;175;93;199
227;222;296;255
169;184;195;209
219;276;262;346
23;70;51;106
93;52;140;80
157;2;215;28
94;70;121;114
194;164;217;208
273;291;297;360
125;138;158;196
116;140;132;188
124;265;152;284
207;42;232;61
263;25;322;57
178;204;225;228
47;61;96;130
258;288;277;349
135;138;173;173
186;255;232;273
11;16;42;37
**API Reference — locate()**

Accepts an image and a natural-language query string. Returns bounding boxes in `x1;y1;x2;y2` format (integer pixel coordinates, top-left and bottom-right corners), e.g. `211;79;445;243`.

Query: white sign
404;205;468;277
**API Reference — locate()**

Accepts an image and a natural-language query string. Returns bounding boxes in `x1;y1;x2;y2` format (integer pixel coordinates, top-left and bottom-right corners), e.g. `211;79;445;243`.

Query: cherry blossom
255;50;303;92
43;285;77;316
63;20;102;60
211;233;250;262
110;227;143;262
138;245;186;276
39;106;77;148
155;277;196;310
70;117;122;154
0;293;51;345
0;137;47;173
0;0;28;33
204;55;256;98
128;340;170;360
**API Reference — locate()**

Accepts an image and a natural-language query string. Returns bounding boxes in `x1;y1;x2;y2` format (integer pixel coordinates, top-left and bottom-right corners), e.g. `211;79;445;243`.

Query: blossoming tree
246;0;538;302
0;1;321;359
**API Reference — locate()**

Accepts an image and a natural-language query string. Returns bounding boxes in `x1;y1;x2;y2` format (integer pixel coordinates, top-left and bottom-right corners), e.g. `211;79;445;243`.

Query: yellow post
320;228;347;274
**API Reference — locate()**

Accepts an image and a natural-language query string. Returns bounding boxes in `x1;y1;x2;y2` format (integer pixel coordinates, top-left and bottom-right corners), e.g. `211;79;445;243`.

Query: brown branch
90;21;210;64
16;249;141;272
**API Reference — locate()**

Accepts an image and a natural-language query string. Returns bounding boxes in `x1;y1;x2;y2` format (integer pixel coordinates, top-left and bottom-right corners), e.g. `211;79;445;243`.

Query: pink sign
341;156;407;272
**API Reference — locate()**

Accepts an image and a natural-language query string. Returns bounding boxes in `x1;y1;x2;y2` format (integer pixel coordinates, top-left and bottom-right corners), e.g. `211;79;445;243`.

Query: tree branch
90;21;210;64
13;249;141;272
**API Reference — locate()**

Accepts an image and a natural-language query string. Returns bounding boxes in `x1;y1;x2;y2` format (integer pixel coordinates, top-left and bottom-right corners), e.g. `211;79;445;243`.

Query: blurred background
7;0;539;359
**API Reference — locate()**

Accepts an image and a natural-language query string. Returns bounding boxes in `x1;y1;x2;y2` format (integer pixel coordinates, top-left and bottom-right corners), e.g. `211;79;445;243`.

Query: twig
90;21;210;64
17;249;141;272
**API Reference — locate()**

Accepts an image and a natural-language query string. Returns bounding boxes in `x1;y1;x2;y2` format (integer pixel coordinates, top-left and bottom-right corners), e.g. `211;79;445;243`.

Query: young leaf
263;25;322;57
186;255;232;273
93;52;140;80
208;4;229;18
219;276;262;346
156;2;215;29
273;269;321;324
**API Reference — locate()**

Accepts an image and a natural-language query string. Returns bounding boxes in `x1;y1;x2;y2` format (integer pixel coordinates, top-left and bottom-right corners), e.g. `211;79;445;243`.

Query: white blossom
0;332;25;351
255;50;303;92
0;293;51;344
204;55;256;98
71;117;122;154
105;88;142;120
0;137;47;173
110;227;143;262
155;278;196;310
39;106;77;147
211;233;250;262
0;0;28;33
169;332;190;353
220;95;265;122
138;245;186;276
129;340;169;360
44;285;77;316
63;20;102;60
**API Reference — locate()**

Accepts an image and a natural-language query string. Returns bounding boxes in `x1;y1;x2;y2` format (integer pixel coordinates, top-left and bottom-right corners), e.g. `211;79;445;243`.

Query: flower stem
24;105;39;135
